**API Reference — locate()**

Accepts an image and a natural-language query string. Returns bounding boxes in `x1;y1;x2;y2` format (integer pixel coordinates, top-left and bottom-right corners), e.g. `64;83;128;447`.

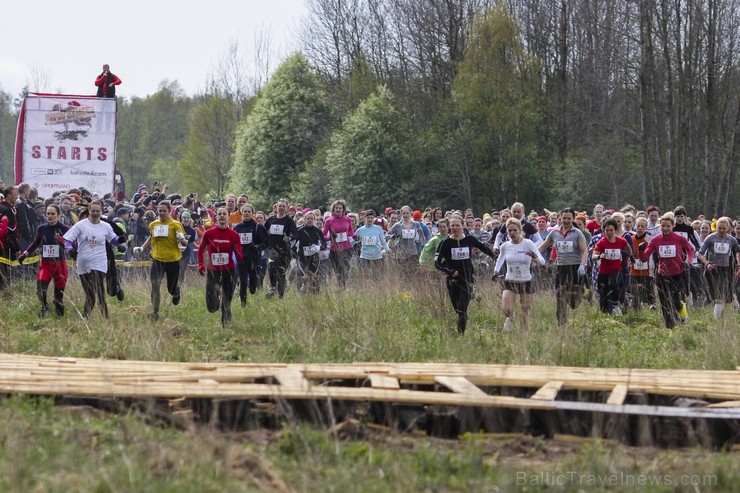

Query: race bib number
86;235;99;247
239;233;253;245
269;224;284;235
451;247;470;260
604;248;621;261
42;245;60;258
507;262;528;280
362;235;377;246
303;245;320;257
633;259;648;270
210;253;229;266
153;225;169;237
556;241;574;253
714;242;730;255
334;232;348;243
658;245;676;258
401;228;416;240
676;231;688;239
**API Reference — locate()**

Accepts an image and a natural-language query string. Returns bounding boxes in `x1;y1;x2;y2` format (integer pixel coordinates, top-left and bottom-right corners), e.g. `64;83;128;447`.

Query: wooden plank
530;381;564;401
1;379;740;419
273;369;310;391
369;374;400;390
606;384;628;405
706;401;740;408
3;355;740;387
0;354;739;403
435;376;487;396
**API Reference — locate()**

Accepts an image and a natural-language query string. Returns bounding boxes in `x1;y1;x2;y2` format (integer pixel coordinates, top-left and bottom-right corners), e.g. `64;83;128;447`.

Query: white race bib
556;240;574;253
507;262;528;280
676;231;688;239
401;228;416;240
451;247;470;260
239;232;253;245
153;225;169;237
714;242;730;255
303;245;320;257
604;248;621;261
42;245;60;258
334;232;348;243
658;245;677;258
210;253;229;266
318;250;330;260
362;235;377;246
269;224;284;235
86;235;99;247
633;259;648;270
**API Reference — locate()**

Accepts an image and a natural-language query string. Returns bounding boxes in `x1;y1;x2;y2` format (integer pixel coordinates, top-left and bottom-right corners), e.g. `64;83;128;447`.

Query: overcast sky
0;0;308;99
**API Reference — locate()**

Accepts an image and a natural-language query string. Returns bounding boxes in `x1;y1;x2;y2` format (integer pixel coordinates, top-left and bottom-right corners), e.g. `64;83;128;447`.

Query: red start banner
14;93;117;197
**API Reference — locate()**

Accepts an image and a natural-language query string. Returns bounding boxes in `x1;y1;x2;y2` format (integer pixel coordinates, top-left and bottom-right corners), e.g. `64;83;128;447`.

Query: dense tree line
1;0;738;216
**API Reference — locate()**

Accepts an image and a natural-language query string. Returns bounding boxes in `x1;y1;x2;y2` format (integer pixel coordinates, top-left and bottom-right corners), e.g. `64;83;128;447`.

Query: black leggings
268;250;291;298
446;277;472;335
597;271;622;314
329;249;352;287
237;256;260;302
656;273;683;329
80;270;108;318
555;264;583;325
150;260;180;315
206;269;235;324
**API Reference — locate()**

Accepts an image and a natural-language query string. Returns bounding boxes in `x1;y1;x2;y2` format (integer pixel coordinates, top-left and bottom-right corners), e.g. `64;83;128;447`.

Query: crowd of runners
1;180;739;333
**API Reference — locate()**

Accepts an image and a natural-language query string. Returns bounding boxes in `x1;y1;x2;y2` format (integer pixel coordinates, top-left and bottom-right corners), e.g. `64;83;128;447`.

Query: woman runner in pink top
638;212;694;329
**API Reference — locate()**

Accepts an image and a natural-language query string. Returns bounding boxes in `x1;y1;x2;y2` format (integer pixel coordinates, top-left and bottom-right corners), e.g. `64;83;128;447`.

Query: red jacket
198;226;242;271
95;71;122;97
639;232;694;277
0;214;8;249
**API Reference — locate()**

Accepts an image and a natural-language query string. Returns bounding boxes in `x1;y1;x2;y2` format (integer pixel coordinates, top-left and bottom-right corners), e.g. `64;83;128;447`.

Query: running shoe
679;301;688;323
116;289;125;302
172;289;181;306
612;306;622;317
503;317;513;333
39;304;48;318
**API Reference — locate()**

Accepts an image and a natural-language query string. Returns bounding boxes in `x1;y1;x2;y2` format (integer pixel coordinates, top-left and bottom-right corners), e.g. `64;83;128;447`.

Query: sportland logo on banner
14;94;117;197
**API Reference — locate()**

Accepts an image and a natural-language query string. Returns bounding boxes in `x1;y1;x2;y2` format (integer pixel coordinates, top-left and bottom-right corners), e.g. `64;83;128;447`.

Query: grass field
0;266;738;492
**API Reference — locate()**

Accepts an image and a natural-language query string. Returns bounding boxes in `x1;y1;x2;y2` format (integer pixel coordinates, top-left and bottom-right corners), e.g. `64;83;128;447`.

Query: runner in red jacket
638;212;694;328
198;207;243;325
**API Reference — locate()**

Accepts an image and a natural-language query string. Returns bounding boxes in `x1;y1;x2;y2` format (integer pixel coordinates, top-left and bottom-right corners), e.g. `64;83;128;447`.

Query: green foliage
451;6;556;212
290;143;333;208
0;87;17;182
230;54;333;209
178;94;239;199
326;85;415;211
116;81;194;193
551;141;643;212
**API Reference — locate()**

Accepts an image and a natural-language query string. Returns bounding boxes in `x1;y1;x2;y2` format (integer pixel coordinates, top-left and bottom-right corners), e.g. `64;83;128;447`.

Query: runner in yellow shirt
139;201;188;320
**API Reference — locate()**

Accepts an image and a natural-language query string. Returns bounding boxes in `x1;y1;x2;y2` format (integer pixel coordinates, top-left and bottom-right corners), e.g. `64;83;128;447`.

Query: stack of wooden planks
0;353;738;420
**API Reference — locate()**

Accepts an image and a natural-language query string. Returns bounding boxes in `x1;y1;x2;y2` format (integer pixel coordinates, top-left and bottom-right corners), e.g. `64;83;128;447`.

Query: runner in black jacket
233;203;270;306
435;215;496;334
264;199;297;299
